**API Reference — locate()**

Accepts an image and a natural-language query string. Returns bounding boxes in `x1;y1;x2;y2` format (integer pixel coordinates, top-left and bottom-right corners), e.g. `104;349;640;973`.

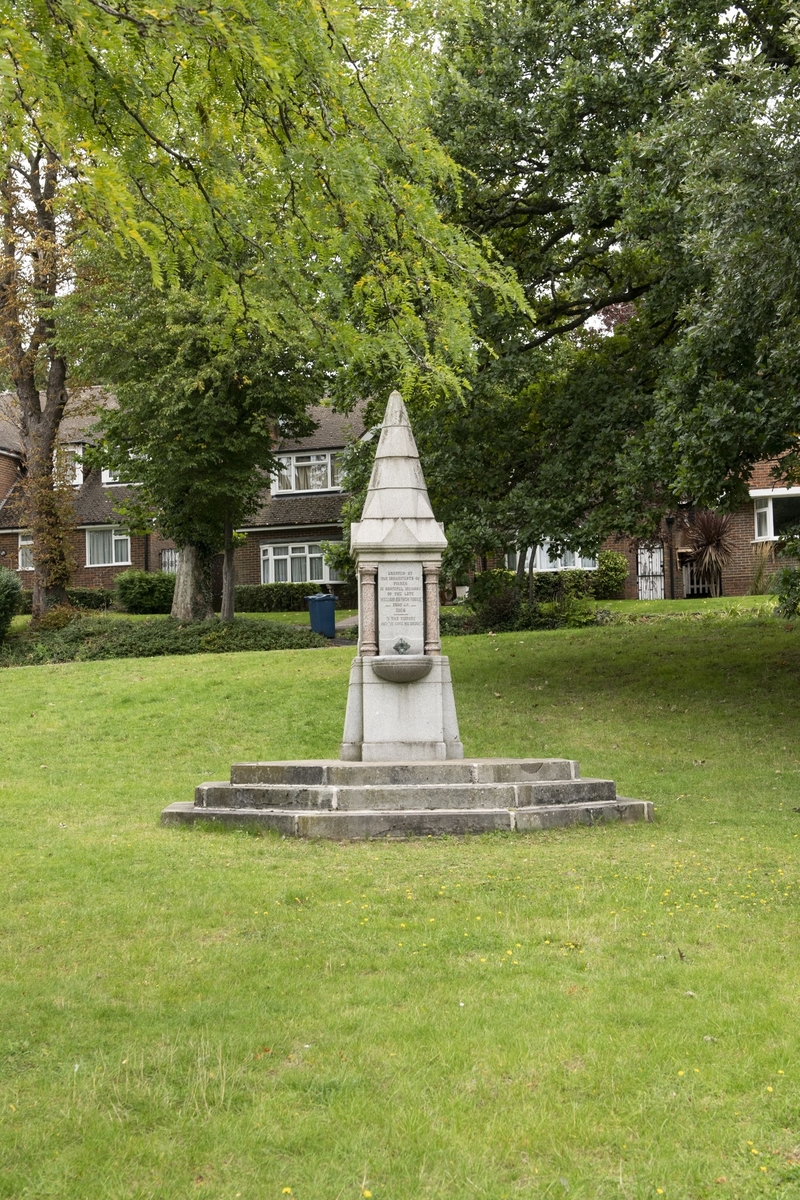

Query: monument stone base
161;757;653;838
340;654;463;762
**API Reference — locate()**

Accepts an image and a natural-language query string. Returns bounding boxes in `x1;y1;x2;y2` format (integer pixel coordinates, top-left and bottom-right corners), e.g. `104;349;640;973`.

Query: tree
0;138;82;615
419;0;800;558
77;264;323;620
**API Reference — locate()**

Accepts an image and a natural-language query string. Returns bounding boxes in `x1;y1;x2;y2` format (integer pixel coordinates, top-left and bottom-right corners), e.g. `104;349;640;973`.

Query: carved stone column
359;565;378;656
423;564;441;655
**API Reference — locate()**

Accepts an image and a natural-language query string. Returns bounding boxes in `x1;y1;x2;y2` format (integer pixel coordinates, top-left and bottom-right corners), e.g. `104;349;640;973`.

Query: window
57;444;84;487
260;542;340;585
101;467;121;484
160;548;180;573
86;527;131;567
18;531;33;571
752;491;800;540
273;451;343;493
754;498;771;540
508;543;598;573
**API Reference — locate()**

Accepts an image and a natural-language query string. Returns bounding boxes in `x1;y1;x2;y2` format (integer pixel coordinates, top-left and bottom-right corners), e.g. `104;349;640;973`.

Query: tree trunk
23;361;75;619
220;518;235;622
171;544;214;620
515;546;528;584
1;150;76;619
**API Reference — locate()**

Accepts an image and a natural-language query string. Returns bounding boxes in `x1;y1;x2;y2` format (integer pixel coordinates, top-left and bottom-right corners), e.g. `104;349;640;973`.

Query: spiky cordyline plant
688;511;733;598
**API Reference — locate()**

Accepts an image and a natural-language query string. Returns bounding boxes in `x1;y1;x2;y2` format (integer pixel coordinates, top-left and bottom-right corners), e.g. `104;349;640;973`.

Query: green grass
600;595;774;616
2;618;800;1199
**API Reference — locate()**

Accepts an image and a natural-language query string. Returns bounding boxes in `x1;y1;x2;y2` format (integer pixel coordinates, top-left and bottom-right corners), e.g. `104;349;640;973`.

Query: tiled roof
0;471;136;530
278;403;366;452
244;490;346;530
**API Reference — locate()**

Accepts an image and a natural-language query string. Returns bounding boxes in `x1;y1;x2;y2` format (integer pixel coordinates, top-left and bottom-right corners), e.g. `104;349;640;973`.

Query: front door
637;544;665;600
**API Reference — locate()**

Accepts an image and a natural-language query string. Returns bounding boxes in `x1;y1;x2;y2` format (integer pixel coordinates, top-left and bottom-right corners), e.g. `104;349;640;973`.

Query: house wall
235;528;343;586
601;501;771;599
0;452;20;500
0;530;19;571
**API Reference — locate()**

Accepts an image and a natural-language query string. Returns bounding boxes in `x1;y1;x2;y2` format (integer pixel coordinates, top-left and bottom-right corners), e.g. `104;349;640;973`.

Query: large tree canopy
4;0;518;394
409;0;800;563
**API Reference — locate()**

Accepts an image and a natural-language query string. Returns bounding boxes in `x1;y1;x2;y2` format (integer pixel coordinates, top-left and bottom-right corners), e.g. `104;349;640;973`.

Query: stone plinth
161;757;654;838
340;655;462;761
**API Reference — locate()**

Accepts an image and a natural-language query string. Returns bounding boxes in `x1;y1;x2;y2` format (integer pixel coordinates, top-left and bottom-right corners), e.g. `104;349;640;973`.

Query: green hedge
1;614;326;666
0;567;22;643
17;588;114;614
115;570;175;614
235;581;357;612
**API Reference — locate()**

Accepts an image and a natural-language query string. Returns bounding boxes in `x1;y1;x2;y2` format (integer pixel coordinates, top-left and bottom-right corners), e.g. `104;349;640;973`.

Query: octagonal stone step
194;777;617;812
162;798;653;838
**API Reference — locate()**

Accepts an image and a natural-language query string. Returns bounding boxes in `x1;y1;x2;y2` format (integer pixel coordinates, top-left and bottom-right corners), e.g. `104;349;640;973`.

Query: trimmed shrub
0;567;22;643
530;569;594;603
115;570;176;614
439;608;478;636
236;582;325;612
19;587;113;614
232;583;366;614
1;614;326;666
592;550;629;600
67;587;114;611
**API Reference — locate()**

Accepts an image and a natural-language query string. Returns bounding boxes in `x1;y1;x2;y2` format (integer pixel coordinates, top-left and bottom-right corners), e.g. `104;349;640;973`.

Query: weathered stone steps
194;777;617;811
162;799;653;838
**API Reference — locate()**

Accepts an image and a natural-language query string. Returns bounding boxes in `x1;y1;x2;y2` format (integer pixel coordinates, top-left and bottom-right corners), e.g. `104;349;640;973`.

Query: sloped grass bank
0;614;325;666
1;621;800;1199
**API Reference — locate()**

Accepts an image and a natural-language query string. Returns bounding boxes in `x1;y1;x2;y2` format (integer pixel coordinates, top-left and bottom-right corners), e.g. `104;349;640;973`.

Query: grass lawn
600;595;775;617
1;617;799;1199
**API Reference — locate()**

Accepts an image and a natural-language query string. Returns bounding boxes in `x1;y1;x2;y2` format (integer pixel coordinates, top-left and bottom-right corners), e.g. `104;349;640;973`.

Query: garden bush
235;581;357;612
66;587;114;611
530;569;595;603
439;608;479;636
115;570;176;614
1;614;326;666
19;588;114;614
0;567;22;643
591;550;629;600
771;566;800;618
33;604;79;631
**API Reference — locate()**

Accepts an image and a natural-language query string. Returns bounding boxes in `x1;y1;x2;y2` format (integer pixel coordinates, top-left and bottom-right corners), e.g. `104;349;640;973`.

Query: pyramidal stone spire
350;391;447;554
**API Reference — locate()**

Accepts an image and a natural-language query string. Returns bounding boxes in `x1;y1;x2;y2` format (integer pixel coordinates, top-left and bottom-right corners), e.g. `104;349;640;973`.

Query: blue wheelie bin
307;592;337;639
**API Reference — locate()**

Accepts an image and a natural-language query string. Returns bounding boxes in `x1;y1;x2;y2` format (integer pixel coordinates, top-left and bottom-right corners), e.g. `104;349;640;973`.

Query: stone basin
370;655;433;683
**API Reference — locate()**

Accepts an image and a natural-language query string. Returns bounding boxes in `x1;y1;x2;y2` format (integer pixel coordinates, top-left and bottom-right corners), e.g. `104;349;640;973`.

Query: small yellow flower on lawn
677;1070;684;1076
282;1190;292;1195
767;1086;774;1092
364;1191;372;1198
657;1190;664;1195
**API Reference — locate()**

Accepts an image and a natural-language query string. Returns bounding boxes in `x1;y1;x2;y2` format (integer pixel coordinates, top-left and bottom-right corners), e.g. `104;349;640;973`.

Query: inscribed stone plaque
378;562;424;656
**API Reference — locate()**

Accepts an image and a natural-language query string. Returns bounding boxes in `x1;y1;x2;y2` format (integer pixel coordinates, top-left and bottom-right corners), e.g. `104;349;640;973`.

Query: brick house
1;387;793;601
601;459;796;600
0;394;364;595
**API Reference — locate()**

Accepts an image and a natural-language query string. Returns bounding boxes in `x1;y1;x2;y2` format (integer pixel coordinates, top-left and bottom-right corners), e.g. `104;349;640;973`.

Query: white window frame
750;487;800;541
18;531;33;571
57;443;84;487
509;543;598;573
101;467;121;484
260;542;340;585
273;451;343;494
85;526;131;568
